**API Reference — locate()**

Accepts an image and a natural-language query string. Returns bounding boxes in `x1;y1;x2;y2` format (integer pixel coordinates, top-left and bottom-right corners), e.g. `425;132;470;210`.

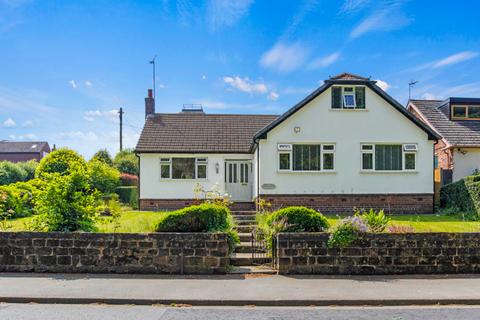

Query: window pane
355;87;366;109
293;145;321;171
323;153;334;170
469;106;480;118
453;106;467;118
244;164;248;183
197;164;207;179
332;87;342;109
228;163;233;183
323;145;334;150
279;153;290;170
362;153;373;170
233;163;237;183
405;153;416;170
160;164;170;178
172;158;195;179
343;94;356;108
362;144;373;150
375;145;402;170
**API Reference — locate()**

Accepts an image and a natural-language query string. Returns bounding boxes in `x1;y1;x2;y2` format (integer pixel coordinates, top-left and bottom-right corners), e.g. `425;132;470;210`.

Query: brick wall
0;232;229;274
259;194;434;214
277;232;480;275
140;199;255;211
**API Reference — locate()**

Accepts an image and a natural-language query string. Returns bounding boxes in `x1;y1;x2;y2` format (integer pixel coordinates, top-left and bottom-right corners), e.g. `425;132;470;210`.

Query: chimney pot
147;89;153;98
145;89;155;119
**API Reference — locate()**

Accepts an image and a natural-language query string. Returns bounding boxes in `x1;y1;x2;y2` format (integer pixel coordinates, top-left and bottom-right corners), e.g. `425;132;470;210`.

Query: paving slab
1;273;480;306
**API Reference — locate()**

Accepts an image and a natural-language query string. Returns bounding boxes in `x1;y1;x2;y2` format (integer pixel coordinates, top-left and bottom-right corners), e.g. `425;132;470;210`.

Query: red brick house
0;141;51;163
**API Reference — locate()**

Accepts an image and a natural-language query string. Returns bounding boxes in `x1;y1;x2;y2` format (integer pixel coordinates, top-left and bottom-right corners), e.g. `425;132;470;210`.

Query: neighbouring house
408;98;480;183
136;73;440;214
0;141;51;163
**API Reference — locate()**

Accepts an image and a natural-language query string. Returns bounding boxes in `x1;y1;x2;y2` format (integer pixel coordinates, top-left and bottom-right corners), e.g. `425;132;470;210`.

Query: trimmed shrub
120;173;138;186
35;148;87;179
91;149;113;166
0;161;27;185
116;186;138;209
16;160;38;181
88;159;121;194
155;203;239;252
440;176;480;218
114;149;139;175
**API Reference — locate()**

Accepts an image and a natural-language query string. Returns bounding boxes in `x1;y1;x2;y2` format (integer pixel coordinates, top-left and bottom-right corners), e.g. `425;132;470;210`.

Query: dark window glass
160;164;170;178
453;106;467;118
405;153;416;170
362;153;373;170
343;94;356;107
293;145;321;171
469;106;480;118
332;87;342;109
197;164;207;179
323;153;334;170
172;158;195;179
279;153;290;170
355;87;366;109
375;145;402;170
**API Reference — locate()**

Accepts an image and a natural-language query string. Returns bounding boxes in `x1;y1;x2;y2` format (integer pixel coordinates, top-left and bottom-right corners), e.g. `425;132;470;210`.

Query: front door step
230;253;271;266
228;265;277;275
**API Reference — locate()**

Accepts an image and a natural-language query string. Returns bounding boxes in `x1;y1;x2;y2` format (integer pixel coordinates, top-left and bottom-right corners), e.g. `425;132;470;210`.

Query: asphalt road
0;304;480;320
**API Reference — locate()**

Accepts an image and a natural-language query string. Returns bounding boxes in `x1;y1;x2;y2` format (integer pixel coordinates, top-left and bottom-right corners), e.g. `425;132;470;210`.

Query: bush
17;160;38;181
114;149;139;175
0;179;44;218
88;159;120;194
91;149;113;166
120;173;138;186
35;148;87;179
0;161;27;185
440;176;480;219
355;208;389;232
328;216;368;248
31;164;98;232
257;206;330;249
155;203;239;252
116;186;138;209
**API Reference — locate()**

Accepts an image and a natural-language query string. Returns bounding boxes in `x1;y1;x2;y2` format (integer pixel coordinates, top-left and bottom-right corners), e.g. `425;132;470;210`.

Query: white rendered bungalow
136;73;440;214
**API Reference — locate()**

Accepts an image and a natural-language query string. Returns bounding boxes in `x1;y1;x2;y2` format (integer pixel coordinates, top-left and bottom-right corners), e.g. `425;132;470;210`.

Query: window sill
277;170;337;174
359;170;418;174
329;108;368;112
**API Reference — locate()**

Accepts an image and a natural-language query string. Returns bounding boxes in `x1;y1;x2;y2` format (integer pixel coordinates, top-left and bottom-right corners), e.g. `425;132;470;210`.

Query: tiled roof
135;113;278;153
410;99;480;147
0;141;50;153
329;72;370;81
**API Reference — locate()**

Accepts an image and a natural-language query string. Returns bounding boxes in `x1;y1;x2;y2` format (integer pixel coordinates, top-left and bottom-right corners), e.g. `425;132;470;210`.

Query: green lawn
2;211;480;233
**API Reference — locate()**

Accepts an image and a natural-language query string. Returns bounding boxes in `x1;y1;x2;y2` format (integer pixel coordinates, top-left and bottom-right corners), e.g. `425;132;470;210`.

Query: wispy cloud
68;80;77;89
21;119;35;128
84;80;93;87
3;117;16;128
349;1;411;39
9;133;37;141
308;52;341;69
282;0;320;40
340;0;371;14
223;76;267;94
83;109;118;122
260;42;310;73
375;79;390;91
268;91;279;101
206;0;254;31
0;86;56;114
58;131;99;142
415;51;479;71
193;98;280;112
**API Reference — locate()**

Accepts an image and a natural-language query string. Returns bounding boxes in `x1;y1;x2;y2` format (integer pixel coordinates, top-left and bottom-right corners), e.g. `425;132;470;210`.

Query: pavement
1;304;480;320
1;273;480;306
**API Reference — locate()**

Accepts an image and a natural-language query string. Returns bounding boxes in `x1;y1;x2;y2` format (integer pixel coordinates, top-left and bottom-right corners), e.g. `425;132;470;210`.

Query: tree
88;159;120;194
113;149;139;175
91;149;113;166
35;148;87;179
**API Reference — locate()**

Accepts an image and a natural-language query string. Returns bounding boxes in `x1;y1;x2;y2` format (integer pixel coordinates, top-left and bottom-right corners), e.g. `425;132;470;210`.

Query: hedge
116;186;138;209
440;176;480;215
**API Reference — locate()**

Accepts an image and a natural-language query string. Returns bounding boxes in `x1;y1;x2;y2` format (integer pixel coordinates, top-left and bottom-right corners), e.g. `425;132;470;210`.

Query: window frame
331;86;366;110
159;157;208;180
360;143;418;172
342;87;356;108
451;105;480;120
159;158;172;179
277;143;335;173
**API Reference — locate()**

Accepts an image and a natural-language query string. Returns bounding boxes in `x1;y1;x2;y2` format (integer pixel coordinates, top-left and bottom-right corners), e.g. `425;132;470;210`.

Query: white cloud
8;133;38;141
158;84;166;89
375;79;390;91
349;2;411;39
69;80;77;89
260;42;310;73
58;131;99;142
432;51;478;69
202;75;207;80
3;117;16;128
268;91;279;101
421;93;439;100
223;76;268;94
84;80;92;87
21;119;34;128
309;52;340;69
340;0;371;13
83;109;118;122
207;0;254;31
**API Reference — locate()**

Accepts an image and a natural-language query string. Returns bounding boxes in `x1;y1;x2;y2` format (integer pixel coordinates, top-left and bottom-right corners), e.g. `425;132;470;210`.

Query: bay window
361;144;417;171
278;144;335;172
160;157;207;179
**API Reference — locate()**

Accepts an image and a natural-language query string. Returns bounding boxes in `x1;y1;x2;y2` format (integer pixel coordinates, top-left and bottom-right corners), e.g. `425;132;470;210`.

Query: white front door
225;160;253;201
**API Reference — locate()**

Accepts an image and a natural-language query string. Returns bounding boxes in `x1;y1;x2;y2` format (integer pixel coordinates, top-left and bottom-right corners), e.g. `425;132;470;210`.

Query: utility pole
408;80;418;100
118;107;124;152
149;55;157;100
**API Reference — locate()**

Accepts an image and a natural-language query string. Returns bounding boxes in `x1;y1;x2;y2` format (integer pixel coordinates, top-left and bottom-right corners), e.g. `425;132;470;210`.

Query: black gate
251;228;277;267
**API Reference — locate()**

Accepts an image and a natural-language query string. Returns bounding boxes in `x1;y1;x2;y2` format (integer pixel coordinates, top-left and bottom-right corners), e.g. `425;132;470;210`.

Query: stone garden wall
277;232;480;275
0;232;229;274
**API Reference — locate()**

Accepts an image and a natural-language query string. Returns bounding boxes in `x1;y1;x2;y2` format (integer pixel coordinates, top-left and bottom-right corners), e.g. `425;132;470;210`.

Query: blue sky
1;0;480;158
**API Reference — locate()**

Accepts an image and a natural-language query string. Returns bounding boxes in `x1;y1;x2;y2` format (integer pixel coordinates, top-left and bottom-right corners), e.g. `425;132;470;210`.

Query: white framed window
278;143;335;172
332;86;365;109
160;157;208;180
160;158;171;179
361;144;417;172
342;87;356;108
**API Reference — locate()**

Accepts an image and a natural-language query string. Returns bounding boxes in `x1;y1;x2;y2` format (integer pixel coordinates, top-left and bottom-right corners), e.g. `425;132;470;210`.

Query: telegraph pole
118;107;124;152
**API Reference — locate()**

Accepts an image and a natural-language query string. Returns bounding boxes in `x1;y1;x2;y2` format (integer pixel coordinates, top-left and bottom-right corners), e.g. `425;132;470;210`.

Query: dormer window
452;105;480;120
332;86;365;109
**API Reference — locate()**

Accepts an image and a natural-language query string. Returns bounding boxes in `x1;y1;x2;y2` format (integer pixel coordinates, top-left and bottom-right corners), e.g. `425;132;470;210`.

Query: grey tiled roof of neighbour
0;141;50;153
135;113;278;153
410;99;480;147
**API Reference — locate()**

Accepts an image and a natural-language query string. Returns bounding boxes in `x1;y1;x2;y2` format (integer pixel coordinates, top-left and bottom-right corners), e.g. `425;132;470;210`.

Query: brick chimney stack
145;89;155;119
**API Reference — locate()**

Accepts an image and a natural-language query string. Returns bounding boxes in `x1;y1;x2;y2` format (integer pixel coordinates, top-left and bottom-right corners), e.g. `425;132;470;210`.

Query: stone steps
231;211;257;216
228;265;277;275
238;233;251;242
230;253;271;266
232;215;256;221
236;225;254;233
